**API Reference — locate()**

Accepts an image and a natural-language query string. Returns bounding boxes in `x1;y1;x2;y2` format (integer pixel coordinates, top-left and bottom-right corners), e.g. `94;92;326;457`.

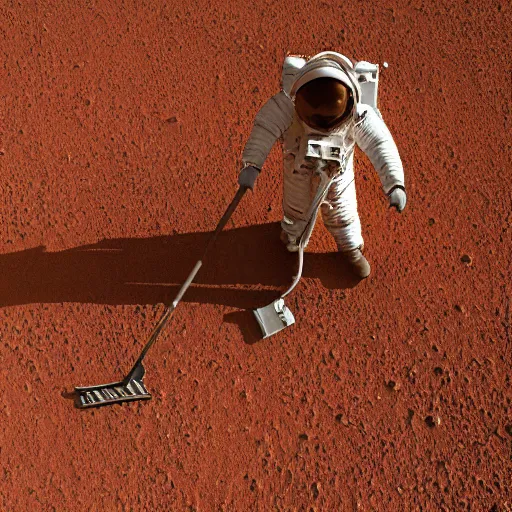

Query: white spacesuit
239;52;406;278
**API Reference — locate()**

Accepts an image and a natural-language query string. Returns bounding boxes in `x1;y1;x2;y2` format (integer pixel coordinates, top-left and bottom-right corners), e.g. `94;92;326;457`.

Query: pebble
335;414;349;426
387;380;401;391
461;254;472;264
425;415;441;428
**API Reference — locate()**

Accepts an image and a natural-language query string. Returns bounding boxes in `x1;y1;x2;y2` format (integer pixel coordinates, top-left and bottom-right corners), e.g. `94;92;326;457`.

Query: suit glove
238;165;260;191
388;186;407;212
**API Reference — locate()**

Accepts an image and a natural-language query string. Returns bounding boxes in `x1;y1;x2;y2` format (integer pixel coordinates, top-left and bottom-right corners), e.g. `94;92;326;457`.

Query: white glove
388;186;407;212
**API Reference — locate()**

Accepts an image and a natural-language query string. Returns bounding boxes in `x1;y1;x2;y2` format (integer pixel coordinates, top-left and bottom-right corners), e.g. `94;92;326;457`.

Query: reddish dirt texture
1;0;511;510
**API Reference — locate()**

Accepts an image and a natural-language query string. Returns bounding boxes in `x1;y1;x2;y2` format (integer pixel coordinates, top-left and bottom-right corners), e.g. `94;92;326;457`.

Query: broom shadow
0;222;360;311
1;221;363;348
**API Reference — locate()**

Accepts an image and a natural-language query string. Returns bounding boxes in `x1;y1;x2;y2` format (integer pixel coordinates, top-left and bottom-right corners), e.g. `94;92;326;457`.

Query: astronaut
238;52;406;278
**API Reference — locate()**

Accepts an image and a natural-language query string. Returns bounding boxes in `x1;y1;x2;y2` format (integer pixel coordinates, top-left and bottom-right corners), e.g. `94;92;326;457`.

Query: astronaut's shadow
0;222;360;310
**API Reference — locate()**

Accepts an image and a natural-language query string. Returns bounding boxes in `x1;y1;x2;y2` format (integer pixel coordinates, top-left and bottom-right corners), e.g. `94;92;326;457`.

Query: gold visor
295;78;353;130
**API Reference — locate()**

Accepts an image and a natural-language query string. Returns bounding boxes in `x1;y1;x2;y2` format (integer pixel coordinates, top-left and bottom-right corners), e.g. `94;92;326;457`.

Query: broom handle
130;186;247;369
173;185;247;306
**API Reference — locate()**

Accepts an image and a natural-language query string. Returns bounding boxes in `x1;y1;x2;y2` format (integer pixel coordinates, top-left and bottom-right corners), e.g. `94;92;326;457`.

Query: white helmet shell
287;52;361;104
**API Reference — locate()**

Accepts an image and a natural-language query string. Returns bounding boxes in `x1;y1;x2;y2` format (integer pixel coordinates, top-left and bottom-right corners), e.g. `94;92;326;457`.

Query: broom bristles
75;377;151;408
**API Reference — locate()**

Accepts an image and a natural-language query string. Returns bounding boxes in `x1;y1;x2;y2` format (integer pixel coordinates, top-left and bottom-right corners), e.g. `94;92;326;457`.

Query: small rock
298;433;308;441
386;380;401;391
335;414;349;426
428;218;435;226
425;415;440;428
505;424;512;437
166;116;178;124
454;304;465;313
461;254;472;264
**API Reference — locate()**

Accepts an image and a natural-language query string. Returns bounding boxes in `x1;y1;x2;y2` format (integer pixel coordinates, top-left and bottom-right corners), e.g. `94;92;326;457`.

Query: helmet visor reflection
295;78;353;130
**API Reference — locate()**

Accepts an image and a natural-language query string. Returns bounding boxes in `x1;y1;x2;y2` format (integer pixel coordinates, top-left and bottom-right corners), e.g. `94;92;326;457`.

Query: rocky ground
1;0;510;510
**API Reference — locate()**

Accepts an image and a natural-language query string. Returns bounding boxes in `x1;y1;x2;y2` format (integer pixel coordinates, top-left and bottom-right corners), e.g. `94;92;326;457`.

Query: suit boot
339;248;371;279
280;229;300;253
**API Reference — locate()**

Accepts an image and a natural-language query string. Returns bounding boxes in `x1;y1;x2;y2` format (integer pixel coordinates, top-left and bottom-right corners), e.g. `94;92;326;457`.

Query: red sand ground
1;1;511;510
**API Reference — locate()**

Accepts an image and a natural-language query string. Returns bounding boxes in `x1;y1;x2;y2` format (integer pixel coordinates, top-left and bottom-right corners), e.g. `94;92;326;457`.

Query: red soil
1;1;511;510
